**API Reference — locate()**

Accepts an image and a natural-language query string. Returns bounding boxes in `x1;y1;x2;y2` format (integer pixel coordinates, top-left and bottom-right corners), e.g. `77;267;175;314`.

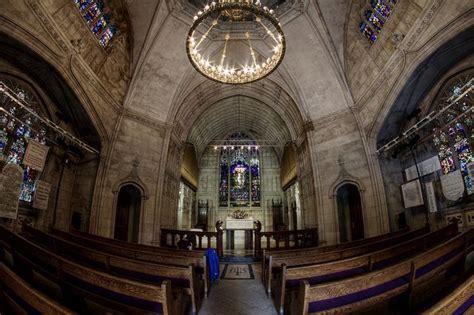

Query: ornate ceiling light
186;0;286;84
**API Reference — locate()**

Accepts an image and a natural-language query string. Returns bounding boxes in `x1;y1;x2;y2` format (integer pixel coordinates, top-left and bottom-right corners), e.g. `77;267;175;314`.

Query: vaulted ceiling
122;0;352;148
187;95;292;158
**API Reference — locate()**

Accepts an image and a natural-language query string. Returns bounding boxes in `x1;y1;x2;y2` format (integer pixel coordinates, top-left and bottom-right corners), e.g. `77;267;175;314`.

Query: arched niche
335;182;365;242
113;183;145;243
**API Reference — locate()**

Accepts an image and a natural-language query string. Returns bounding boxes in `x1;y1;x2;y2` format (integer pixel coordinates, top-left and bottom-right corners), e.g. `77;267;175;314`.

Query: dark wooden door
114;185;141;242
337;184;364;242
114;191;130;241
347;185;364;240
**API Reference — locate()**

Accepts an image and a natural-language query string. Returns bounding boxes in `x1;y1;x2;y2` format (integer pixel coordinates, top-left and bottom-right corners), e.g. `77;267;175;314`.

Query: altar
225;218;254;250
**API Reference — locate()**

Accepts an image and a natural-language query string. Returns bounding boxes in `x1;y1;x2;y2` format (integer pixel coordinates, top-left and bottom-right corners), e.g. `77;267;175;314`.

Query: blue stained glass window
73;0;117;48
250;152;260;206
218;132;261;208
371;0;391;18
360;0;396;44
83;3;102;24
74;0;93;11
219;151;229;207
360;22;378;43
99;26;116;47
432;71;474;195
92;15;109;35
0;77;48;203
365;10;384;32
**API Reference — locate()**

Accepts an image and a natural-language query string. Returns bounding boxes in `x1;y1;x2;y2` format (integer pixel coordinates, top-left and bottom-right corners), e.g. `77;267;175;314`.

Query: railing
254;228;318;257
160;228;224;257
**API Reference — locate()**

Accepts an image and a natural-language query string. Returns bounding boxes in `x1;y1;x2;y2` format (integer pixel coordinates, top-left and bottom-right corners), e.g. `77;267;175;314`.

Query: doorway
114;185;141;242
336;183;364;242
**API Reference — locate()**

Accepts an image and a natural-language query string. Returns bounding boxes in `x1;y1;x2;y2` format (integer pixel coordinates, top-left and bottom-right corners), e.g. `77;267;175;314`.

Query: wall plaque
23;140;49;172
405;155;441;181
425;181;437;213
33;180;51;210
441;170;464;201
401;180;424;208
0;164;23;219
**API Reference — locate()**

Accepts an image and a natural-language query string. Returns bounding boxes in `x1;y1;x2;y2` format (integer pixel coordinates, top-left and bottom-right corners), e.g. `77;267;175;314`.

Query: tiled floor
198;264;278;315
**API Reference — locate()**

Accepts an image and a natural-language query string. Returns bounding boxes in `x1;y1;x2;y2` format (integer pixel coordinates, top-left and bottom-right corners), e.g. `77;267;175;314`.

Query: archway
114;185;141;242
336;184;364;242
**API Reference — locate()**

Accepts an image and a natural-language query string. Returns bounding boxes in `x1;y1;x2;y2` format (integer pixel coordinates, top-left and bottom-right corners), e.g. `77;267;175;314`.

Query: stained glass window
359;0;396;44
0;77;47;203
73;0;117;48
218;132;261;207
432;71;474;195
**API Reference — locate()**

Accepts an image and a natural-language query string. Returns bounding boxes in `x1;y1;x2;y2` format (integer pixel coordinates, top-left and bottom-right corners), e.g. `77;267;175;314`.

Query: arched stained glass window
73;0;117;48
359;0;397;44
218;132;261;207
0;77;47;203
432;71;474;195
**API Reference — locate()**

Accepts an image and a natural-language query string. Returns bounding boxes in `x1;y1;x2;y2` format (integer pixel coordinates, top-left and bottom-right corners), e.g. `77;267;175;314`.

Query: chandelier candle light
187;0;286;84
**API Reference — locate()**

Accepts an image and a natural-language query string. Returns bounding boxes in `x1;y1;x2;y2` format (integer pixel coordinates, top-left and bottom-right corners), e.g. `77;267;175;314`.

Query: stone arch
334;182;365;242
372;24;474;146
111;162;149;243
327;158;367;243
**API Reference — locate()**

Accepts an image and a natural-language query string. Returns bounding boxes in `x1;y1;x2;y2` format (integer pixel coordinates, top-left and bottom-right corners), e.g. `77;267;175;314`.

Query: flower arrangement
230;209;248;219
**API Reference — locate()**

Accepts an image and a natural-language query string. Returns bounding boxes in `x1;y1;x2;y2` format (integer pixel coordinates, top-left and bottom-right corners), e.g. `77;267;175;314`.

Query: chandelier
186;0;286;84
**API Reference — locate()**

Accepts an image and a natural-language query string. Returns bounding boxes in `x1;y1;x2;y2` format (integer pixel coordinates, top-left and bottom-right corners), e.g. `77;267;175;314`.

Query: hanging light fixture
186;0;286;84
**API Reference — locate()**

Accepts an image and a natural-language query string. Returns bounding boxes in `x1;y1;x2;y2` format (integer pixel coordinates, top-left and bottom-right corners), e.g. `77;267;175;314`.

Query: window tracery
74;0;117;48
0;78;47;203
432;71;474;195
359;0;397;44
219;132;261;207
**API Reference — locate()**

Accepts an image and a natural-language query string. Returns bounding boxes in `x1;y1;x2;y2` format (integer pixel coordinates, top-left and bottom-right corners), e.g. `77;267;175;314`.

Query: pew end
293;280;309;315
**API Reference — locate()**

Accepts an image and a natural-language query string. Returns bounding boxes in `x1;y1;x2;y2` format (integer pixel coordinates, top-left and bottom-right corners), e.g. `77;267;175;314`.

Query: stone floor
198;263;278;315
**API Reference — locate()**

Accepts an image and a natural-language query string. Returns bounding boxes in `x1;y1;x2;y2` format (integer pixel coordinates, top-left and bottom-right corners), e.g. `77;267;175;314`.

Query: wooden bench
426;275;473;314
0;227;178;315
276;223;458;313
48;227;211;296
261;226;411;282
294;229;474;314
263;225;429;294
21;225;201;314
0;262;76;315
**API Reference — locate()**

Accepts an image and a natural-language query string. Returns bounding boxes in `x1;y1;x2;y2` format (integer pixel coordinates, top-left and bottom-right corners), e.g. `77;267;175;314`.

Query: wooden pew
276;223;458;313
48;226;211;296
426;275;473;314
0;227;177;315
0;262;76;315
264;225;430;294
67;227;201;257
262;226;412;283
294;229;473;314
21;225;200;314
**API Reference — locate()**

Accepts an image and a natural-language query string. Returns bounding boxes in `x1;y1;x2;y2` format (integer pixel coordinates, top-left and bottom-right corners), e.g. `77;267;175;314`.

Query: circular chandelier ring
186;1;286;85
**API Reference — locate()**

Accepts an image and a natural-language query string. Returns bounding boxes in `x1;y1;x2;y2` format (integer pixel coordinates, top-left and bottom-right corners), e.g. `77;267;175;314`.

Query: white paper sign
425;181;438;213
33;181;51;210
23;140;49;172
401;180;424;208
405;155;442;181
441;170;465;201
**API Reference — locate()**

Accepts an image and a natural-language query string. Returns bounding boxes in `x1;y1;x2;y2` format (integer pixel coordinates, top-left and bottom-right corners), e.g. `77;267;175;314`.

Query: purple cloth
308;276;409;312
286;267;367;288
415;246;463;278
454;295;474;315
110;266;190;288
64;274;164;313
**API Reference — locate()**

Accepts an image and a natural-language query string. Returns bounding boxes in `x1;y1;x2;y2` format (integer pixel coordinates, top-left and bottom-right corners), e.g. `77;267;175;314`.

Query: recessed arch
113;184;142;243
336;183;364;242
